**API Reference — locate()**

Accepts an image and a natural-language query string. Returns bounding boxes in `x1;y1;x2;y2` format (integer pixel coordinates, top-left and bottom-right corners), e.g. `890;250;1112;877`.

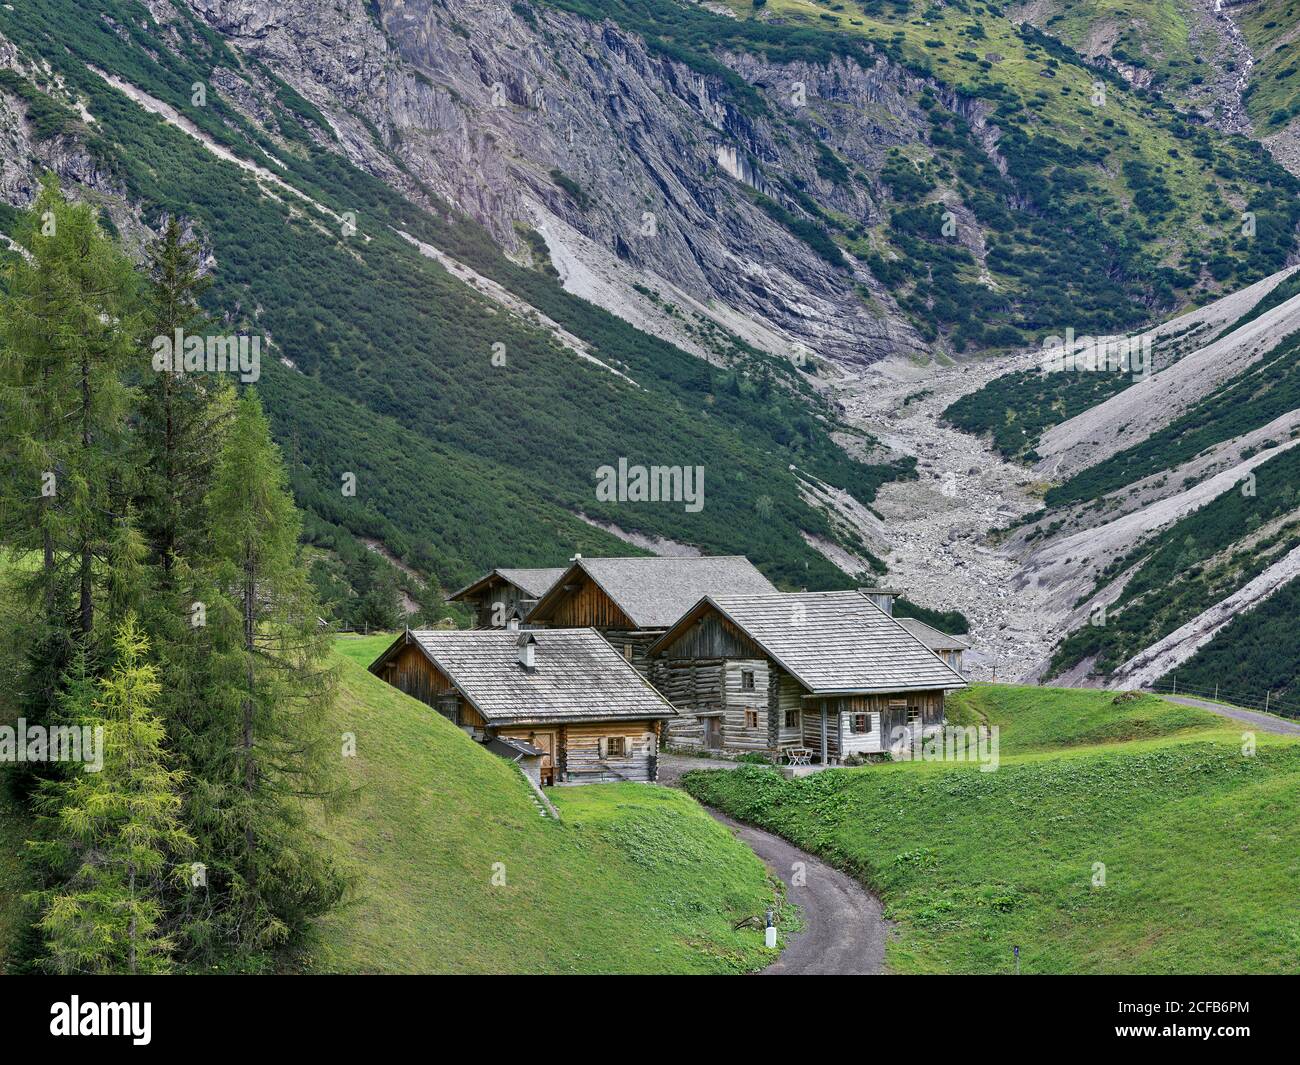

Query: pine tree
185;388;347;960
26;616;192;974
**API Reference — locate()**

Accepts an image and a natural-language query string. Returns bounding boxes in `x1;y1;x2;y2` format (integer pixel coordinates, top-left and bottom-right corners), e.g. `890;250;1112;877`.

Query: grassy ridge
684;684;1300;974
302;636;789;973
946;683;1219;754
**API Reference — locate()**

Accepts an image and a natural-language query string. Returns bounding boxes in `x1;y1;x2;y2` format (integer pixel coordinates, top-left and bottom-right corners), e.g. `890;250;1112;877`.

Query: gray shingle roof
895;617;970;652
400;628;677;724
447;566;567;603
534;555;777;629
653;591;966;694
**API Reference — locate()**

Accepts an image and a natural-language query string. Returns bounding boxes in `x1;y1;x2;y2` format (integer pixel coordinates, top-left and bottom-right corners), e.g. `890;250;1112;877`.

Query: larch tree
26;616;192;974
0;175;138;714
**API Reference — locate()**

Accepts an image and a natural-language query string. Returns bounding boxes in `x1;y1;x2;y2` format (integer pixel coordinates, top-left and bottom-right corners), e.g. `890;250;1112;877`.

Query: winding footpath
709;810;888;975
658;755;888;975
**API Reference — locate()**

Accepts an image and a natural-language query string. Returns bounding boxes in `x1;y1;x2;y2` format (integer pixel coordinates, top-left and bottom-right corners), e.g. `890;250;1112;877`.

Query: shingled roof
529;555;777;629
650;590;966;694
447;566;567;603
371;628;677;725
895;617;970;652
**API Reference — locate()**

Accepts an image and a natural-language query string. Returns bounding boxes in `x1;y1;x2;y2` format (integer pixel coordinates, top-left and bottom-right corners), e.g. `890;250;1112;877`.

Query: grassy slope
684;683;1300;974
946;682;1220;753
303;636;787;973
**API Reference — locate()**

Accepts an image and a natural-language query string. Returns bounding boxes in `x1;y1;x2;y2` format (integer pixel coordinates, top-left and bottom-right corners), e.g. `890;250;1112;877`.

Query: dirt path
709;810;888;975
1160;695;1300;737
660;756;889;975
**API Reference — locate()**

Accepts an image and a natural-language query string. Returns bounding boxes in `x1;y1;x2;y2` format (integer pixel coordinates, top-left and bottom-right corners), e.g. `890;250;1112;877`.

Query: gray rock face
175;0;940;365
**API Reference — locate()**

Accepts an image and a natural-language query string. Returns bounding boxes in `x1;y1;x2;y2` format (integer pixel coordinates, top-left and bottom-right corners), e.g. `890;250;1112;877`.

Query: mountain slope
948;267;1300;699
0;0;919;595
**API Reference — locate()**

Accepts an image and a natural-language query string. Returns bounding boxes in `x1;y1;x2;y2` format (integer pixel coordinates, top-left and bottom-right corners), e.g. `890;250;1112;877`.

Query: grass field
684;684;1300;974
303;634;791;973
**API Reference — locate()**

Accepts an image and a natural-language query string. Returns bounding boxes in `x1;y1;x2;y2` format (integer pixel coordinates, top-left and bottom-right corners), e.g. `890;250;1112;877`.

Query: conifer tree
136;216;231;580
26;616;192;974
0;176;138;708
185;388;347;959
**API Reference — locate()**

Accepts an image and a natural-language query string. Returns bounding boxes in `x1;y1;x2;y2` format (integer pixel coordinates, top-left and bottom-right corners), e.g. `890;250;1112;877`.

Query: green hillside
300;636;790;973
684;684;1300;974
946;682;1219;753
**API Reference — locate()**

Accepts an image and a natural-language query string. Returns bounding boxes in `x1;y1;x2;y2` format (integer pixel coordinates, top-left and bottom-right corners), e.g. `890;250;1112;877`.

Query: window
623;643;633;662
741;670;755;690
784;708;799;729
744;709;759;729
606;736;626;757
851;713;872;734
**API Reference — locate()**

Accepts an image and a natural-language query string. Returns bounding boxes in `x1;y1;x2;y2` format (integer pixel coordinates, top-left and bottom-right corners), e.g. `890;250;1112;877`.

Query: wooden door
704;716;722;751
534;732;555;786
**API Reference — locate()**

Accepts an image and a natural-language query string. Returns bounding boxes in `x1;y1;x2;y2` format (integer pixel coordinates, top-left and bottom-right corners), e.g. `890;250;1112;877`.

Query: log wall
560;720;660;784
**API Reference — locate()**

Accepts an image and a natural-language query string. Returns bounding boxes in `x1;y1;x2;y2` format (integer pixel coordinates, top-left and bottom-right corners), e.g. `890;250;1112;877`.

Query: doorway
533;731;556;786
703;716;722;751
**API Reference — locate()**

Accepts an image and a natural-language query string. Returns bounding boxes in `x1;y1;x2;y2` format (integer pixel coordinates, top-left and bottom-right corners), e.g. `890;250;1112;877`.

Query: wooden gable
375;640;485;728
655;602;767;661
539;569;637;629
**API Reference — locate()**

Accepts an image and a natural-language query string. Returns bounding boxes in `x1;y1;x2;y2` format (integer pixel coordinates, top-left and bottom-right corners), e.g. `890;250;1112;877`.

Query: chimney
517;633;537;673
569;552;583;563
858;587;900;616
506;615;520;631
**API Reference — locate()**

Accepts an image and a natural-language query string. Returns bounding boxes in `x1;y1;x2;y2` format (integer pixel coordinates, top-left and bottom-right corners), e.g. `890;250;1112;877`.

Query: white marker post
765;909;777;949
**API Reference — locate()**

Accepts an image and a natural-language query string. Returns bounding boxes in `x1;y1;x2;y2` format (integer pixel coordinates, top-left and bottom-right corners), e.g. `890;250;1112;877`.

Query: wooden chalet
525;555;776;674
369;628;676;785
648;590;966;762
895;617;970;676
446;567;567;629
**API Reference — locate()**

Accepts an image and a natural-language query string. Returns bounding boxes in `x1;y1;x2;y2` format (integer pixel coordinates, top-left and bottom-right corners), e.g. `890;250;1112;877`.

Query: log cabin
446;567;567;629
525;555;776;675
648;590;967;762
895;617;970;676
369;628;677;784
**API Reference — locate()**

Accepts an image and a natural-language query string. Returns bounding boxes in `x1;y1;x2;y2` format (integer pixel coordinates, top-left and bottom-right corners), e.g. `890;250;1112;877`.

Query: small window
744;709;759;729
851;713;872;734
623;643;633;662
784;708;799;729
741;670;755;690
606;736;626;757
